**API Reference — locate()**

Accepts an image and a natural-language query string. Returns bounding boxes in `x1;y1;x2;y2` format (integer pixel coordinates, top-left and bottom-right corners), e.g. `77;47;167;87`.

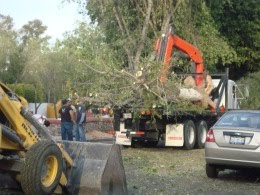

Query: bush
238;71;260;109
8;83;43;103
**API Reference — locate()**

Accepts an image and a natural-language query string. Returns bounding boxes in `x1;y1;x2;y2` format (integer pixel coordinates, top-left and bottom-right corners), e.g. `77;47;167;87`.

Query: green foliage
37;50;67;103
19;19;50;45
0;15;56;102
8;83;43;103
0;15;24;83
206;0;260;77
172;1;238;72
80;0;240;73
1;1;259;109
238;71;260;109
69;0;240;113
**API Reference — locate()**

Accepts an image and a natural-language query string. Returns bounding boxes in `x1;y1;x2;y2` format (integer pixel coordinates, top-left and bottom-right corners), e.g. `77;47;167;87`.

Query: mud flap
165;124;184;146
60;141;128;195
115;132;132;146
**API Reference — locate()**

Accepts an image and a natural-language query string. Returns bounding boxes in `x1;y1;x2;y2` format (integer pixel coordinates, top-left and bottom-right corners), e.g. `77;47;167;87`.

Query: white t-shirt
33;114;47;125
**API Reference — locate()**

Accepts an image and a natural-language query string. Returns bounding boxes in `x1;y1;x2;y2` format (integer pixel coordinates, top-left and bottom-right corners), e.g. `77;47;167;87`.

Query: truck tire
195;120;208;149
21;140;62;195
206;164;218;178
183;120;196;150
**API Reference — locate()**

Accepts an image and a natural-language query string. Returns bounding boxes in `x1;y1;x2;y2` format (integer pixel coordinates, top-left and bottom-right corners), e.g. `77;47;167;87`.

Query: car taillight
206;129;215;142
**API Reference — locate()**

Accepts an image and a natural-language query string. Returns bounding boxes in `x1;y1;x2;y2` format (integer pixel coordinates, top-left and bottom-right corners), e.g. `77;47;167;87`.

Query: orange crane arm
155;32;204;86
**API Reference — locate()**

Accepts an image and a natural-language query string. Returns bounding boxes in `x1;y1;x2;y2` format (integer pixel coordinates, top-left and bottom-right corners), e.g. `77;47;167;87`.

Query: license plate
123;113;132;119
230;136;245;145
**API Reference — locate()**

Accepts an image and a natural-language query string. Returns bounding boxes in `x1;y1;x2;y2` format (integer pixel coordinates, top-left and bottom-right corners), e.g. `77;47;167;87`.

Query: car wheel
206;164;218;178
195;120;208;149
183;120;196;150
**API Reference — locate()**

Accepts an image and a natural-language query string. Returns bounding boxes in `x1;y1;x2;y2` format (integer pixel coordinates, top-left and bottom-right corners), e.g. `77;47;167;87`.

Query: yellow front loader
0;82;128;195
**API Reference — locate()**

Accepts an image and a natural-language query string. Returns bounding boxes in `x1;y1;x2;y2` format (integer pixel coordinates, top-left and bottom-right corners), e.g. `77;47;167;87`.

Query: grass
121;147;260;195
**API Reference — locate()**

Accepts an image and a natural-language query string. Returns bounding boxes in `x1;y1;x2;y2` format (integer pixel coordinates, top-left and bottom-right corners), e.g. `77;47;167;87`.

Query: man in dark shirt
59;98;75;141
75;100;87;142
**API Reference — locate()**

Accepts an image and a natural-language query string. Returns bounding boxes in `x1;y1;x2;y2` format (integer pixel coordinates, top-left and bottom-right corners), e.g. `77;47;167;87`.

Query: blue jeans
74;123;87;142
61;122;73;141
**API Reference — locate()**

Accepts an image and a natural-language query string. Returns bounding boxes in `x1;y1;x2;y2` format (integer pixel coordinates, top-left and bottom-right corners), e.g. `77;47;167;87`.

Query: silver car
205;110;260;178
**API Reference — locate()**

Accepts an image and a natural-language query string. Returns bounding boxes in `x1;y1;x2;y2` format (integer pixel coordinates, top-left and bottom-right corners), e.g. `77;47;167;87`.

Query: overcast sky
0;0;87;41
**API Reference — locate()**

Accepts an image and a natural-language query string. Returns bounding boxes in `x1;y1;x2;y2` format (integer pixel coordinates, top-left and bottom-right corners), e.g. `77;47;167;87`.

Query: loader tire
21;140;62;195
183;120;196;150
195;120;208;149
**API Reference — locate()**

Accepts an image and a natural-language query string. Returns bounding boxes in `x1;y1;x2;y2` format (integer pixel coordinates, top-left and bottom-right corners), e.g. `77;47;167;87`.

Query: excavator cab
0;82;128;194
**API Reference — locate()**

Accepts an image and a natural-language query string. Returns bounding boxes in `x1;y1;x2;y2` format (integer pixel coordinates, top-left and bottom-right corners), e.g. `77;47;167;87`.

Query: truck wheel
183;120;196;150
206;164;218;178
21;140;62;195
195;120;208;149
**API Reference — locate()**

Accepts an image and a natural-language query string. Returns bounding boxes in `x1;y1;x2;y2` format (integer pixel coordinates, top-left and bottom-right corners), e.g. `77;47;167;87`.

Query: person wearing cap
59;98;76;141
74;100;87;142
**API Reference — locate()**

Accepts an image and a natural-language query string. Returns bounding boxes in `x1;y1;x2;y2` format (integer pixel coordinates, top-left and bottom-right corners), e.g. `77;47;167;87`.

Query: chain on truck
114;29;247;149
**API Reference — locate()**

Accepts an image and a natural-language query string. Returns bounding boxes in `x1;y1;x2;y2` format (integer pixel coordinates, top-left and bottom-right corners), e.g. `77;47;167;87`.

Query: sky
0;0;87;41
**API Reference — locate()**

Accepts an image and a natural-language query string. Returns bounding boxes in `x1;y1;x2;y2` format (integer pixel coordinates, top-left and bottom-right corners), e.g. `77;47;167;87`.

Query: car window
215;112;260;129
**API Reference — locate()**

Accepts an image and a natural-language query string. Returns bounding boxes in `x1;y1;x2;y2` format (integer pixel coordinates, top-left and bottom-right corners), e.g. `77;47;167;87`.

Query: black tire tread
195;120;208;149
206;164;218;178
183;120;196;150
21;140;62;195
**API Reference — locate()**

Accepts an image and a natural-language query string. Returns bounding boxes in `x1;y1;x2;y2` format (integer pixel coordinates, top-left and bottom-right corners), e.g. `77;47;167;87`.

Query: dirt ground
121;145;260;195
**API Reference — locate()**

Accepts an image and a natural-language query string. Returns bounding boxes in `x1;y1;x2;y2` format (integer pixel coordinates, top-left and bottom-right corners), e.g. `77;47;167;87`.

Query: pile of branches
78;60;212;116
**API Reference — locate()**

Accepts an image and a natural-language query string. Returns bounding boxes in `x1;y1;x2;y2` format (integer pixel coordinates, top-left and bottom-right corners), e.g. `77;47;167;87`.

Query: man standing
75;100;87;142
59;98;75;141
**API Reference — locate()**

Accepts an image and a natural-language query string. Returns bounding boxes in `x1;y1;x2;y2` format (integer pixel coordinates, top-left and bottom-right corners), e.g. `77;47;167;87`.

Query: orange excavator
155;28;204;87
154;28;216;109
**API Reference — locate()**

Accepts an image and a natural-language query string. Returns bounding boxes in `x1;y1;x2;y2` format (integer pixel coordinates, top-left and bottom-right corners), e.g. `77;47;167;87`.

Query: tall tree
60;0;240;111
0;14;22;83
19;19;49;45
19;19;50;81
38;50;66;102
57;23;121;100
18;19;51;102
74;0;238;73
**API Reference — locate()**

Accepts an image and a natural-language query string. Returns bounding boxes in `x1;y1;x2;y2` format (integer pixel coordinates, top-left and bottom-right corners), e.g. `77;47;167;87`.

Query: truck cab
212;79;240;110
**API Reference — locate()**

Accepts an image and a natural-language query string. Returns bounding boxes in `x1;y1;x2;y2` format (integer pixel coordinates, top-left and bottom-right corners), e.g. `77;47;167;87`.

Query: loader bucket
60;141;128;195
